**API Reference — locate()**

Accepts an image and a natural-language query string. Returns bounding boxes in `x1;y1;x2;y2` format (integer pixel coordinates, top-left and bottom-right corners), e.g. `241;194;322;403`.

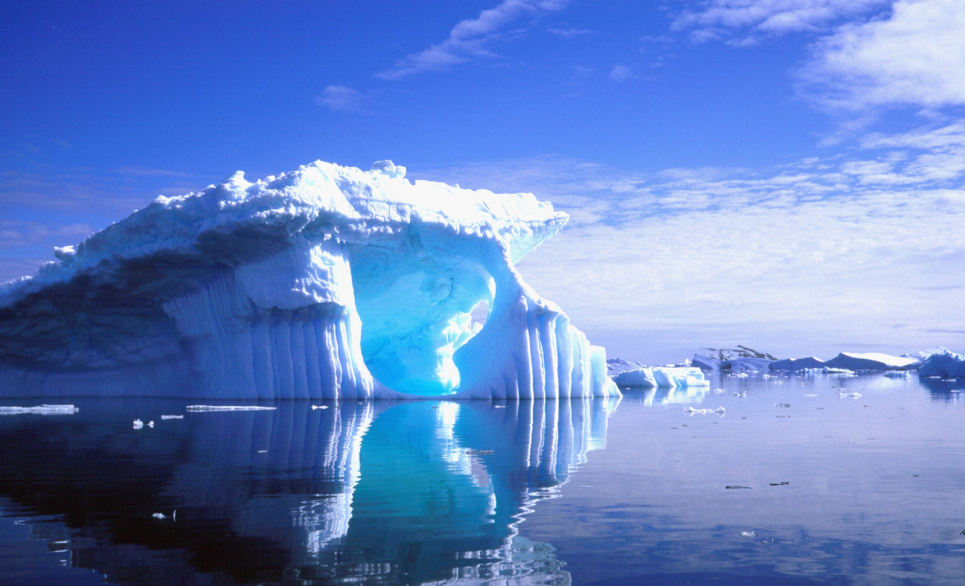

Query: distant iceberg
918;350;965;378
0;160;618;400
823;352;918;371
613;366;709;388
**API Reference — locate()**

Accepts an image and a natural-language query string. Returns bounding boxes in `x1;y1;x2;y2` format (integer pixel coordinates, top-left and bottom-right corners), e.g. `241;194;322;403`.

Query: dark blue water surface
1;373;964;585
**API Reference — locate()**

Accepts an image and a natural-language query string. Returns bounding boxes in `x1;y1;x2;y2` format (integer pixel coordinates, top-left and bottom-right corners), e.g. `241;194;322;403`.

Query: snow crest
0;160;618;400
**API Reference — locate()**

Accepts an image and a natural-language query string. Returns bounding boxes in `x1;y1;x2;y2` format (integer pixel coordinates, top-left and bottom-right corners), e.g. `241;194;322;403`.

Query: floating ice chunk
0;404;78;416
839;391;862;399
185;405;278;412
614;366;708;388
918;350;965;378
883;371;909;378
133;419;144;429
160;414;183;419
741;531;758;538
311;405;330;410
613;368;657;388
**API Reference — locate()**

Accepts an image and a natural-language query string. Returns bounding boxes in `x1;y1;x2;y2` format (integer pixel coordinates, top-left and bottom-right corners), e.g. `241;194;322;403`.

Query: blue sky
2;0;963;363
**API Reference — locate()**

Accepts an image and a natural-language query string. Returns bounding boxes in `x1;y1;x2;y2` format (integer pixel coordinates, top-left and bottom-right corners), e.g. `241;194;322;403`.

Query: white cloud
376;0;568;80
315;85;368;112
415;128;965;361
800;0;965;111
609;64;632;82
673;0;890;43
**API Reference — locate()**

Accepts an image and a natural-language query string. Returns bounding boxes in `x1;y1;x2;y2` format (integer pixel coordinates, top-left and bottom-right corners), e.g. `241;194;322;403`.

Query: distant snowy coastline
608;348;965;388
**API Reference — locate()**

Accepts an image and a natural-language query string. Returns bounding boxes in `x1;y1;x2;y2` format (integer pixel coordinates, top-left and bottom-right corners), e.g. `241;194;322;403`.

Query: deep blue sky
2;0;963;362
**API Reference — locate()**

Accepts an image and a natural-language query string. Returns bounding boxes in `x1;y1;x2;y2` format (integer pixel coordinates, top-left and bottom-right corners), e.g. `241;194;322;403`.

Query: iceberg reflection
0;396;618;584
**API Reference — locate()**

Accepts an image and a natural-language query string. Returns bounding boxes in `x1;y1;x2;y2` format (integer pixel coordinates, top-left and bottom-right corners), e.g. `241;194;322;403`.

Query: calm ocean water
1;373;964;585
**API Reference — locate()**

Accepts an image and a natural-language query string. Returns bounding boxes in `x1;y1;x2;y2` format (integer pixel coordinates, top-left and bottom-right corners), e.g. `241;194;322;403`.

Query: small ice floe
825;368;855;376
803;393;818;398
730;372;749;378
133;419;144;430
0;404;78;416
257;450;268;454
740;530;758;538
311;405;329;410
883;371;909;379
185;405;277;412
160;415;183;420
839;391;862;399
685;406;725;415
152;510;176;521
714;388;725;394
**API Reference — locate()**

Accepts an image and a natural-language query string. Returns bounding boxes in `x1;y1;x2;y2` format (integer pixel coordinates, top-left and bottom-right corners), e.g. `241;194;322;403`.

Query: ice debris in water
160;414;183;420
152;510;176;521
133;419;154;429
0;404;78;416
186;405;278;412
0;160;618;401
684;406;725;415
839;391;862;399
312;405;329;410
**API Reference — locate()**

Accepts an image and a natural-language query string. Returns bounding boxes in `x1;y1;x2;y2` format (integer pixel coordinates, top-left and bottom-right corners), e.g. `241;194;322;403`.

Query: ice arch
0;160;619;400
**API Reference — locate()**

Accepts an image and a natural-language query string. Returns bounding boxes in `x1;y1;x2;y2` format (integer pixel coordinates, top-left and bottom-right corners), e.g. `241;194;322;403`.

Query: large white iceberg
0;161;618;400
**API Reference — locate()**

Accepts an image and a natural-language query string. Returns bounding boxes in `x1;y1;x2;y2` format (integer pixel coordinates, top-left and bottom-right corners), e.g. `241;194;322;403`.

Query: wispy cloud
548;27;593;38
609;64;633;82
799;0;965;112
376;0;569;80
673;0;890;44
315;85;370;112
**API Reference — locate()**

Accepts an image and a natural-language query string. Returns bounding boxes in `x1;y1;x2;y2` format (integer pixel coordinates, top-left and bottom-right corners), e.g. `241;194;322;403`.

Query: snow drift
0;160;618;400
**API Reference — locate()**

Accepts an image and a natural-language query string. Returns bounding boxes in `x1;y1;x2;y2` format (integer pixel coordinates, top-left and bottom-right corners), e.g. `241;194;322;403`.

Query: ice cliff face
0;160;618;400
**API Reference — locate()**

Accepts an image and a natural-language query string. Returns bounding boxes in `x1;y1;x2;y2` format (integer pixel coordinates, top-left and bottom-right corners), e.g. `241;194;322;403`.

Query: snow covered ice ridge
0;160;618;400
0;404;78;415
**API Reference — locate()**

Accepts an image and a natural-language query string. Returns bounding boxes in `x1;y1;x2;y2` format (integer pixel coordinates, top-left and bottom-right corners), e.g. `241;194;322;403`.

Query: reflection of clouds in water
0;397;618;584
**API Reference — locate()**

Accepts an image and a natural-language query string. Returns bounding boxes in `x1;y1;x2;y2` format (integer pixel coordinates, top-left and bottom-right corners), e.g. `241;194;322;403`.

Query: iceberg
823;352;919;371
692;353;773;373
769;357;826;372
613;366;709;388
918;350;965;378
0;160;618;400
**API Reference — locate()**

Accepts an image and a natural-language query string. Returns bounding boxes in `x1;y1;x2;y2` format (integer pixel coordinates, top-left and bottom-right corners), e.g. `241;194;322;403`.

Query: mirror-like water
1;373;964;584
